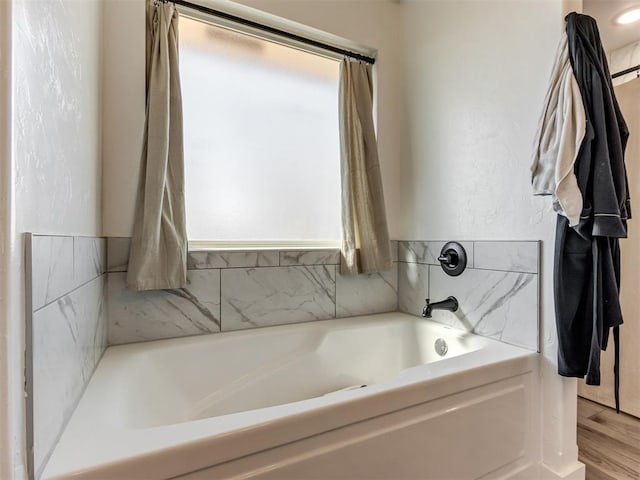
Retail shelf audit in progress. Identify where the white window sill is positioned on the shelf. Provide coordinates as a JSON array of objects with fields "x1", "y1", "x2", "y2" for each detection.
[{"x1": 188, "y1": 240, "x2": 341, "y2": 252}]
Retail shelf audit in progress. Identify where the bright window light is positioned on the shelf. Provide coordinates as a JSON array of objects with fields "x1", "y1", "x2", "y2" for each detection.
[
  {"x1": 179, "y1": 17, "x2": 341, "y2": 244},
  {"x1": 616, "y1": 8, "x2": 640, "y2": 25}
]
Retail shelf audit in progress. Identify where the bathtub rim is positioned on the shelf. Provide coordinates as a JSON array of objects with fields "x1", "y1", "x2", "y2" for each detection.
[{"x1": 42, "y1": 313, "x2": 538, "y2": 479}]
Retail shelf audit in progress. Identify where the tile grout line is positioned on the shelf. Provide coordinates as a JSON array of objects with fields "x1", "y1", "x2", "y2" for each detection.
[
  {"x1": 218, "y1": 268, "x2": 223, "y2": 332},
  {"x1": 110, "y1": 264, "x2": 342, "y2": 274},
  {"x1": 428, "y1": 264, "x2": 432, "y2": 304},
  {"x1": 394, "y1": 260, "x2": 538, "y2": 275},
  {"x1": 471, "y1": 266, "x2": 538, "y2": 275},
  {"x1": 72, "y1": 236, "x2": 76, "y2": 288},
  {"x1": 472, "y1": 241, "x2": 475, "y2": 269},
  {"x1": 395, "y1": 260, "x2": 399, "y2": 312},
  {"x1": 34, "y1": 272, "x2": 106, "y2": 314},
  {"x1": 334, "y1": 264, "x2": 337, "y2": 319}
]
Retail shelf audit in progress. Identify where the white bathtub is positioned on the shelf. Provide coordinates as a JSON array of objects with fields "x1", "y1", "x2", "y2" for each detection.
[{"x1": 43, "y1": 312, "x2": 539, "y2": 480}]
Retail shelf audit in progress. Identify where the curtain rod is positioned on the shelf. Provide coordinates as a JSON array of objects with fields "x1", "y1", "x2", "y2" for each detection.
[
  {"x1": 612, "y1": 64, "x2": 640, "y2": 79},
  {"x1": 171, "y1": 0, "x2": 376, "y2": 64}
]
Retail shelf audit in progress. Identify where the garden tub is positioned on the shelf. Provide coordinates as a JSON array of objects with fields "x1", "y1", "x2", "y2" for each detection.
[{"x1": 43, "y1": 312, "x2": 538, "y2": 479}]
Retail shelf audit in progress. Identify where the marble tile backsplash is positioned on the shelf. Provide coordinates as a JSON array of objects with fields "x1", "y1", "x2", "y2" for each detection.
[
  {"x1": 397, "y1": 261, "x2": 429, "y2": 316},
  {"x1": 108, "y1": 270, "x2": 222, "y2": 344},
  {"x1": 397, "y1": 240, "x2": 539, "y2": 351},
  {"x1": 26, "y1": 234, "x2": 107, "y2": 478},
  {"x1": 398, "y1": 240, "x2": 475, "y2": 266},
  {"x1": 336, "y1": 265, "x2": 398, "y2": 318},
  {"x1": 221, "y1": 266, "x2": 337, "y2": 331},
  {"x1": 106, "y1": 238, "x2": 538, "y2": 349},
  {"x1": 105, "y1": 238, "x2": 398, "y2": 344},
  {"x1": 28, "y1": 234, "x2": 539, "y2": 477}
]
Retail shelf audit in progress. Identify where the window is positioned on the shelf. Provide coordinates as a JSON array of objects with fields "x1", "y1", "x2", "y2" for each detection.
[{"x1": 179, "y1": 16, "x2": 341, "y2": 247}]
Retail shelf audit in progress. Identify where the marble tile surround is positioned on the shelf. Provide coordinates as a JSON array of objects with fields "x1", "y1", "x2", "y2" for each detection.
[
  {"x1": 429, "y1": 267, "x2": 538, "y2": 350},
  {"x1": 32, "y1": 276, "x2": 106, "y2": 476},
  {"x1": 106, "y1": 239, "x2": 537, "y2": 349},
  {"x1": 473, "y1": 241, "x2": 538, "y2": 274},
  {"x1": 26, "y1": 234, "x2": 107, "y2": 478},
  {"x1": 28, "y1": 235, "x2": 540, "y2": 476},
  {"x1": 398, "y1": 240, "x2": 475, "y2": 266},
  {"x1": 108, "y1": 270, "x2": 221, "y2": 344},
  {"x1": 221, "y1": 266, "x2": 337, "y2": 331},
  {"x1": 397, "y1": 240, "x2": 539, "y2": 351},
  {"x1": 106, "y1": 238, "x2": 342, "y2": 271},
  {"x1": 106, "y1": 240, "x2": 399, "y2": 344},
  {"x1": 398, "y1": 261, "x2": 429, "y2": 316},
  {"x1": 336, "y1": 264, "x2": 397, "y2": 318}
]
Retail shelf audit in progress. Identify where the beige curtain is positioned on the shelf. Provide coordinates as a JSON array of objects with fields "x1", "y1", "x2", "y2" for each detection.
[
  {"x1": 339, "y1": 59, "x2": 392, "y2": 274},
  {"x1": 127, "y1": 2, "x2": 187, "y2": 291}
]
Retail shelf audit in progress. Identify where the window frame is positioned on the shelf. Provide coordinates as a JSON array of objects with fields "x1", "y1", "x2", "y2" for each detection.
[{"x1": 176, "y1": 1, "x2": 377, "y2": 251}]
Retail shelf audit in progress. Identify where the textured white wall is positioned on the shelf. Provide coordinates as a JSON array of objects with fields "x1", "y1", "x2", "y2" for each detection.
[
  {"x1": 101, "y1": 0, "x2": 145, "y2": 238},
  {"x1": 609, "y1": 40, "x2": 640, "y2": 86},
  {"x1": 101, "y1": 0, "x2": 407, "y2": 239},
  {"x1": 400, "y1": 0, "x2": 582, "y2": 476},
  {"x1": 0, "y1": 1, "x2": 103, "y2": 478},
  {"x1": 14, "y1": 0, "x2": 103, "y2": 236}
]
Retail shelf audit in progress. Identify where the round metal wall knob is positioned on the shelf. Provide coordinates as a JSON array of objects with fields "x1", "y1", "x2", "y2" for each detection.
[{"x1": 438, "y1": 241, "x2": 467, "y2": 277}]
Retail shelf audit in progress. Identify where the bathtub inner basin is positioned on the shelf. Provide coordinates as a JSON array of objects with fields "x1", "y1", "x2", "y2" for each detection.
[
  {"x1": 43, "y1": 312, "x2": 536, "y2": 480},
  {"x1": 111, "y1": 314, "x2": 484, "y2": 428}
]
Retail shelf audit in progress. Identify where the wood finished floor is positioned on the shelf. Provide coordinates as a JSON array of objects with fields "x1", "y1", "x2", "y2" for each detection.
[{"x1": 578, "y1": 397, "x2": 640, "y2": 480}]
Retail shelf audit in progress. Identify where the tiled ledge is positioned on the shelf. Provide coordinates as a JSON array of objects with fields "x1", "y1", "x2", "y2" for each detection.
[
  {"x1": 397, "y1": 240, "x2": 538, "y2": 274},
  {"x1": 106, "y1": 238, "x2": 399, "y2": 345},
  {"x1": 106, "y1": 237, "x2": 400, "y2": 272}
]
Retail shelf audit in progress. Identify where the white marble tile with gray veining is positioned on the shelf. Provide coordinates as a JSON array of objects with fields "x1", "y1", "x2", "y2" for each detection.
[
  {"x1": 398, "y1": 262, "x2": 429, "y2": 317},
  {"x1": 336, "y1": 263, "x2": 397, "y2": 317},
  {"x1": 188, "y1": 250, "x2": 279, "y2": 269},
  {"x1": 73, "y1": 236, "x2": 106, "y2": 285},
  {"x1": 221, "y1": 266, "x2": 336, "y2": 331},
  {"x1": 32, "y1": 274, "x2": 106, "y2": 475},
  {"x1": 31, "y1": 235, "x2": 75, "y2": 311},
  {"x1": 398, "y1": 240, "x2": 474, "y2": 267},
  {"x1": 499, "y1": 287, "x2": 540, "y2": 351},
  {"x1": 106, "y1": 237, "x2": 131, "y2": 272},
  {"x1": 108, "y1": 270, "x2": 221, "y2": 344},
  {"x1": 473, "y1": 241, "x2": 538, "y2": 274},
  {"x1": 428, "y1": 266, "x2": 538, "y2": 350},
  {"x1": 279, "y1": 249, "x2": 340, "y2": 266},
  {"x1": 390, "y1": 240, "x2": 398, "y2": 262}
]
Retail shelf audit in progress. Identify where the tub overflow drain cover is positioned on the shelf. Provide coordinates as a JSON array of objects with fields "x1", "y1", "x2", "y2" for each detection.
[{"x1": 434, "y1": 338, "x2": 448, "y2": 357}]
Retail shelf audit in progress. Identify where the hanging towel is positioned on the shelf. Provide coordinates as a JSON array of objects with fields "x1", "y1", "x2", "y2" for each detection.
[
  {"x1": 531, "y1": 31, "x2": 586, "y2": 227},
  {"x1": 555, "y1": 13, "x2": 630, "y2": 412}
]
